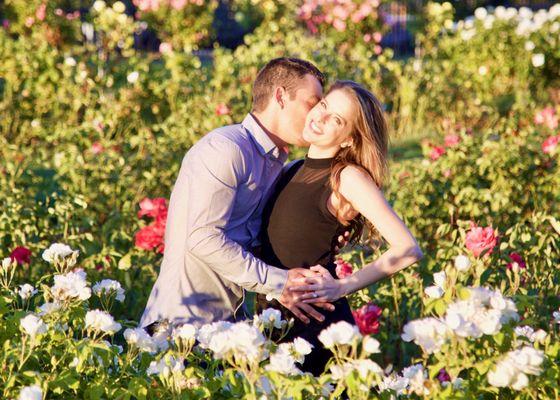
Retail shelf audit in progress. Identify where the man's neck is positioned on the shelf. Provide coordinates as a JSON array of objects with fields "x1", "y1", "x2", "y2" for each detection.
[{"x1": 250, "y1": 111, "x2": 288, "y2": 152}]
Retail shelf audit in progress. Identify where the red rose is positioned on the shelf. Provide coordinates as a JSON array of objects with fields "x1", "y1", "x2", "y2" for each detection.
[
  {"x1": 138, "y1": 197, "x2": 168, "y2": 219},
  {"x1": 10, "y1": 246, "x2": 31, "y2": 265},
  {"x1": 335, "y1": 258, "x2": 353, "y2": 279},
  {"x1": 429, "y1": 146, "x2": 445, "y2": 161},
  {"x1": 465, "y1": 223, "x2": 498, "y2": 258},
  {"x1": 134, "y1": 223, "x2": 165, "y2": 252},
  {"x1": 507, "y1": 252, "x2": 526, "y2": 270},
  {"x1": 352, "y1": 303, "x2": 382, "y2": 335}
]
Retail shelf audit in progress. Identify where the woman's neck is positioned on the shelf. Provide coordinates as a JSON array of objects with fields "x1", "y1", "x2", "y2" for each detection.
[{"x1": 307, "y1": 145, "x2": 338, "y2": 159}]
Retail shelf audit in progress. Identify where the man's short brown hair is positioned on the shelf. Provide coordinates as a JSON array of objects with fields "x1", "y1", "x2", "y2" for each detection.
[{"x1": 251, "y1": 58, "x2": 325, "y2": 113}]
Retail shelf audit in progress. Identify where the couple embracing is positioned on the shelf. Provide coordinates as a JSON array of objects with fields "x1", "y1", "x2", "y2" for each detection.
[{"x1": 140, "y1": 57, "x2": 423, "y2": 375}]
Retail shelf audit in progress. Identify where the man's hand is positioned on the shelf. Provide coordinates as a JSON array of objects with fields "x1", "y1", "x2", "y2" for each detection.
[
  {"x1": 289, "y1": 265, "x2": 347, "y2": 303},
  {"x1": 278, "y1": 268, "x2": 335, "y2": 324}
]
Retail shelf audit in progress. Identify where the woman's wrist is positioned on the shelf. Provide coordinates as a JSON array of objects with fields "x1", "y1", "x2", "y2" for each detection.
[{"x1": 338, "y1": 277, "x2": 353, "y2": 298}]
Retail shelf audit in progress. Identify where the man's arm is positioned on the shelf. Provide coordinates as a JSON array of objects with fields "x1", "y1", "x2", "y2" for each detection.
[{"x1": 182, "y1": 135, "x2": 287, "y2": 297}]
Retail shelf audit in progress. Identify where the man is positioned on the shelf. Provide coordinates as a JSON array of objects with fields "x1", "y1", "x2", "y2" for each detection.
[{"x1": 140, "y1": 58, "x2": 335, "y2": 331}]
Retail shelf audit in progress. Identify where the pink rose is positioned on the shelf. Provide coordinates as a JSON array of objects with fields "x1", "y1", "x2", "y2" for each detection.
[
  {"x1": 36, "y1": 3, "x2": 47, "y2": 21},
  {"x1": 10, "y1": 246, "x2": 32, "y2": 265},
  {"x1": 25, "y1": 17, "x2": 35, "y2": 28},
  {"x1": 335, "y1": 258, "x2": 353, "y2": 279},
  {"x1": 507, "y1": 252, "x2": 526, "y2": 270},
  {"x1": 429, "y1": 146, "x2": 445, "y2": 161},
  {"x1": 372, "y1": 32, "x2": 383, "y2": 43},
  {"x1": 374, "y1": 45, "x2": 382, "y2": 55},
  {"x1": 138, "y1": 197, "x2": 168, "y2": 219},
  {"x1": 170, "y1": 0, "x2": 187, "y2": 10},
  {"x1": 444, "y1": 134, "x2": 460, "y2": 147},
  {"x1": 465, "y1": 223, "x2": 498, "y2": 258},
  {"x1": 363, "y1": 33, "x2": 372, "y2": 43},
  {"x1": 91, "y1": 142, "x2": 104, "y2": 155},
  {"x1": 352, "y1": 303, "x2": 382, "y2": 335},
  {"x1": 443, "y1": 169, "x2": 452, "y2": 178},
  {"x1": 332, "y1": 19, "x2": 346, "y2": 32},
  {"x1": 542, "y1": 135, "x2": 559, "y2": 154},
  {"x1": 215, "y1": 103, "x2": 231, "y2": 116},
  {"x1": 2, "y1": 19, "x2": 10, "y2": 29},
  {"x1": 534, "y1": 107, "x2": 558, "y2": 130},
  {"x1": 159, "y1": 42, "x2": 173, "y2": 54}
]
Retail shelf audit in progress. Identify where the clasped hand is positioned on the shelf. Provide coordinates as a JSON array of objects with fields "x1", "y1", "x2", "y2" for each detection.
[{"x1": 278, "y1": 266, "x2": 346, "y2": 324}]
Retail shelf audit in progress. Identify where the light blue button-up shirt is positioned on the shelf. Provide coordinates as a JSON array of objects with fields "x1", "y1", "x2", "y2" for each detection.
[{"x1": 140, "y1": 114, "x2": 289, "y2": 328}]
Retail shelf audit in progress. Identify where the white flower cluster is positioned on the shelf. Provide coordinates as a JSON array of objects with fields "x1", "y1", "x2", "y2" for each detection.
[
  {"x1": 318, "y1": 321, "x2": 361, "y2": 349},
  {"x1": 330, "y1": 359, "x2": 383, "y2": 381},
  {"x1": 445, "y1": 287, "x2": 519, "y2": 338},
  {"x1": 51, "y1": 269, "x2": 91, "y2": 302},
  {"x1": 378, "y1": 364, "x2": 429, "y2": 396},
  {"x1": 424, "y1": 271, "x2": 446, "y2": 299},
  {"x1": 42, "y1": 243, "x2": 79, "y2": 264},
  {"x1": 124, "y1": 327, "x2": 158, "y2": 354},
  {"x1": 487, "y1": 346, "x2": 545, "y2": 390},
  {"x1": 18, "y1": 385, "x2": 42, "y2": 400},
  {"x1": 146, "y1": 354, "x2": 185, "y2": 378},
  {"x1": 173, "y1": 323, "x2": 197, "y2": 342},
  {"x1": 265, "y1": 341, "x2": 307, "y2": 376},
  {"x1": 514, "y1": 326, "x2": 547, "y2": 344},
  {"x1": 92, "y1": 279, "x2": 125, "y2": 302},
  {"x1": 402, "y1": 317, "x2": 450, "y2": 354},
  {"x1": 85, "y1": 309, "x2": 121, "y2": 335},
  {"x1": 18, "y1": 284, "x2": 37, "y2": 300},
  {"x1": 403, "y1": 287, "x2": 519, "y2": 354},
  {"x1": 20, "y1": 314, "x2": 47, "y2": 339},
  {"x1": 451, "y1": 4, "x2": 560, "y2": 46},
  {"x1": 197, "y1": 321, "x2": 267, "y2": 363},
  {"x1": 253, "y1": 308, "x2": 284, "y2": 330}
]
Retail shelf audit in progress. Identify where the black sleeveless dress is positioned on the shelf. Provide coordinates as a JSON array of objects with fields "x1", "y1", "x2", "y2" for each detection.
[{"x1": 256, "y1": 155, "x2": 356, "y2": 376}]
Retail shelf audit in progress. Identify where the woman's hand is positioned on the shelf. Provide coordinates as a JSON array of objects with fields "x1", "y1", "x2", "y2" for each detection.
[{"x1": 289, "y1": 265, "x2": 348, "y2": 303}]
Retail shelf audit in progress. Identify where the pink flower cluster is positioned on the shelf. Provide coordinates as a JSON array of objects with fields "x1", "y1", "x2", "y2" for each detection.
[
  {"x1": 298, "y1": 0, "x2": 381, "y2": 35},
  {"x1": 352, "y1": 302, "x2": 382, "y2": 335},
  {"x1": 426, "y1": 133, "x2": 461, "y2": 161},
  {"x1": 133, "y1": 0, "x2": 203, "y2": 12},
  {"x1": 465, "y1": 222, "x2": 498, "y2": 258},
  {"x1": 542, "y1": 135, "x2": 559, "y2": 154},
  {"x1": 215, "y1": 103, "x2": 230, "y2": 116},
  {"x1": 334, "y1": 258, "x2": 353, "y2": 279},
  {"x1": 534, "y1": 107, "x2": 558, "y2": 131},
  {"x1": 134, "y1": 198, "x2": 168, "y2": 253}
]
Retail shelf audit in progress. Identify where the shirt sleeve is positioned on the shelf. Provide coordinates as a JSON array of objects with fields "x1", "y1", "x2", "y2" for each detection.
[{"x1": 182, "y1": 134, "x2": 288, "y2": 297}]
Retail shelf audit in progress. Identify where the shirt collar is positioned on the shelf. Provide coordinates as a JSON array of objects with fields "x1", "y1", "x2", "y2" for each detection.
[{"x1": 241, "y1": 113, "x2": 288, "y2": 162}]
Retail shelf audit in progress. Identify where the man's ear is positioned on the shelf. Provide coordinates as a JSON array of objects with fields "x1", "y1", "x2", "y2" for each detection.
[{"x1": 274, "y1": 86, "x2": 286, "y2": 109}]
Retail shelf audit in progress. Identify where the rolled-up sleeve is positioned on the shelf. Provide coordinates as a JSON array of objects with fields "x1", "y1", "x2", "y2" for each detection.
[{"x1": 183, "y1": 135, "x2": 288, "y2": 297}]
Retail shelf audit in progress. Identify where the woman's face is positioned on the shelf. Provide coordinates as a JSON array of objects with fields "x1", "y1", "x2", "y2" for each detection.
[{"x1": 302, "y1": 88, "x2": 355, "y2": 150}]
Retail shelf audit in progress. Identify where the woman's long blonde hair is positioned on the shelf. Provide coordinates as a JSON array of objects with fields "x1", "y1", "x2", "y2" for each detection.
[{"x1": 328, "y1": 80, "x2": 389, "y2": 243}]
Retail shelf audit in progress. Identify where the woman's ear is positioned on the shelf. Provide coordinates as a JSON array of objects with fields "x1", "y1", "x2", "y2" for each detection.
[{"x1": 341, "y1": 139, "x2": 354, "y2": 148}]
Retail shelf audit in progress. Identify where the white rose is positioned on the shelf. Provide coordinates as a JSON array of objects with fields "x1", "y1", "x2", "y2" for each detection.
[
  {"x1": 424, "y1": 285, "x2": 444, "y2": 299},
  {"x1": 433, "y1": 271, "x2": 446, "y2": 289},
  {"x1": 454, "y1": 255, "x2": 471, "y2": 272},
  {"x1": 474, "y1": 7, "x2": 488, "y2": 20},
  {"x1": 318, "y1": 321, "x2": 361, "y2": 348},
  {"x1": 127, "y1": 71, "x2": 139, "y2": 84},
  {"x1": 18, "y1": 284, "x2": 37, "y2": 300},
  {"x1": 532, "y1": 53, "x2": 545, "y2": 67},
  {"x1": 362, "y1": 336, "x2": 381, "y2": 354},
  {"x1": 20, "y1": 314, "x2": 47, "y2": 339},
  {"x1": 173, "y1": 323, "x2": 197, "y2": 341},
  {"x1": 85, "y1": 309, "x2": 121, "y2": 334},
  {"x1": 42, "y1": 243, "x2": 76, "y2": 263},
  {"x1": 293, "y1": 337, "x2": 313, "y2": 356},
  {"x1": 18, "y1": 385, "x2": 42, "y2": 400}
]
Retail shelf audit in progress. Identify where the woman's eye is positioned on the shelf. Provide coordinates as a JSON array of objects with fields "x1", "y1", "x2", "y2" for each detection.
[
  {"x1": 336, "y1": 118, "x2": 342, "y2": 126},
  {"x1": 321, "y1": 101, "x2": 327, "y2": 108}
]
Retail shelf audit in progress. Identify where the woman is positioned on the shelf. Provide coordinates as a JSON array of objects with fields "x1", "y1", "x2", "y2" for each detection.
[{"x1": 256, "y1": 80, "x2": 423, "y2": 376}]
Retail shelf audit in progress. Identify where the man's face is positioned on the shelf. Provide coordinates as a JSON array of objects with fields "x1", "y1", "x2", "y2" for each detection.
[{"x1": 280, "y1": 74, "x2": 323, "y2": 146}]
